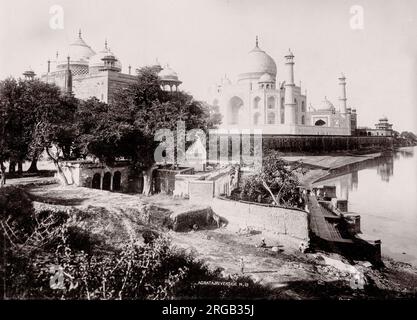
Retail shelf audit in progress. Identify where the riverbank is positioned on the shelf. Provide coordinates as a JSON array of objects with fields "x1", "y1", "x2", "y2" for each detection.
[
  {"x1": 4, "y1": 177, "x2": 416, "y2": 299},
  {"x1": 281, "y1": 152, "x2": 382, "y2": 187}
]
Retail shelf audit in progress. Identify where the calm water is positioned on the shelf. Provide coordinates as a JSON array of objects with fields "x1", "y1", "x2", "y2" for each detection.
[{"x1": 315, "y1": 147, "x2": 417, "y2": 266}]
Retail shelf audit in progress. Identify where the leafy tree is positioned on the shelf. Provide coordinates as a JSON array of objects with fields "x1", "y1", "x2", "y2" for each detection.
[
  {"x1": 76, "y1": 66, "x2": 220, "y2": 195},
  {"x1": 0, "y1": 78, "x2": 27, "y2": 185},
  {"x1": 0, "y1": 78, "x2": 78, "y2": 185},
  {"x1": 30, "y1": 85, "x2": 78, "y2": 184},
  {"x1": 399, "y1": 131, "x2": 417, "y2": 144},
  {"x1": 238, "y1": 151, "x2": 306, "y2": 208}
]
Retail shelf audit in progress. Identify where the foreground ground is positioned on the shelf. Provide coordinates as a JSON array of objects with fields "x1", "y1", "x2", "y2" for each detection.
[{"x1": 8, "y1": 175, "x2": 417, "y2": 299}]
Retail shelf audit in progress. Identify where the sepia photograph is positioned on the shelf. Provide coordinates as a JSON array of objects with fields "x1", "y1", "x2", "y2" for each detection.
[{"x1": 1, "y1": 0, "x2": 416, "y2": 312}]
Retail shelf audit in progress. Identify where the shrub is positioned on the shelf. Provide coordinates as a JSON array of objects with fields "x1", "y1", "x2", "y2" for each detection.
[
  {"x1": 237, "y1": 152, "x2": 305, "y2": 208},
  {"x1": 0, "y1": 186, "x2": 36, "y2": 241}
]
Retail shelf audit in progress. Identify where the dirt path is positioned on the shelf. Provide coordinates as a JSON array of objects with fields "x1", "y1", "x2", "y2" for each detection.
[{"x1": 22, "y1": 181, "x2": 417, "y2": 299}]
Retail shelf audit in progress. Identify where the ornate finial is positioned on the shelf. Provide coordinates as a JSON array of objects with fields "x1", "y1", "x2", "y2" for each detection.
[
  {"x1": 56, "y1": 51, "x2": 59, "y2": 60},
  {"x1": 78, "y1": 29, "x2": 82, "y2": 38},
  {"x1": 285, "y1": 48, "x2": 294, "y2": 59},
  {"x1": 104, "y1": 38, "x2": 108, "y2": 49},
  {"x1": 255, "y1": 36, "x2": 259, "y2": 47}
]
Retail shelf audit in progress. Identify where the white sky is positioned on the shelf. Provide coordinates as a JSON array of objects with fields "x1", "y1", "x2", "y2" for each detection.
[{"x1": 1, "y1": 0, "x2": 416, "y2": 132}]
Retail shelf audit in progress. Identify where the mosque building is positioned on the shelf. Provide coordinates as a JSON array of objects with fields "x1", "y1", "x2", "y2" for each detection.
[
  {"x1": 29, "y1": 32, "x2": 358, "y2": 136},
  {"x1": 209, "y1": 37, "x2": 358, "y2": 136},
  {"x1": 34, "y1": 30, "x2": 181, "y2": 104}
]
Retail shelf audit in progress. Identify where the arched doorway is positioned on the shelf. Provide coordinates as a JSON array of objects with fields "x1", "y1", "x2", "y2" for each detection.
[
  {"x1": 228, "y1": 96, "x2": 243, "y2": 125},
  {"x1": 113, "y1": 171, "x2": 121, "y2": 191},
  {"x1": 102, "y1": 172, "x2": 111, "y2": 191},
  {"x1": 92, "y1": 173, "x2": 101, "y2": 189}
]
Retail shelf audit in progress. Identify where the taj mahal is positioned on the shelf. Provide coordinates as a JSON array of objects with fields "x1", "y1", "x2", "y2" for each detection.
[
  {"x1": 209, "y1": 37, "x2": 358, "y2": 136},
  {"x1": 28, "y1": 31, "x2": 358, "y2": 136}
]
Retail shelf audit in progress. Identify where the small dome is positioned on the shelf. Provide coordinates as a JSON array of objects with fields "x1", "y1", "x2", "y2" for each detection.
[
  {"x1": 159, "y1": 65, "x2": 180, "y2": 82},
  {"x1": 258, "y1": 73, "x2": 275, "y2": 83},
  {"x1": 89, "y1": 41, "x2": 122, "y2": 72},
  {"x1": 318, "y1": 97, "x2": 335, "y2": 111},
  {"x1": 238, "y1": 40, "x2": 277, "y2": 81}
]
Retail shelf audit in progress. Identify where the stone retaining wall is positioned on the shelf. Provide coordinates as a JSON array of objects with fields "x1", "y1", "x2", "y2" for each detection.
[{"x1": 211, "y1": 197, "x2": 309, "y2": 241}]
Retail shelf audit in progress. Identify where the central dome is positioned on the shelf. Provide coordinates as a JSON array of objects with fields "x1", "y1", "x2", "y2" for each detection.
[
  {"x1": 238, "y1": 40, "x2": 277, "y2": 82},
  {"x1": 57, "y1": 30, "x2": 96, "y2": 69}
]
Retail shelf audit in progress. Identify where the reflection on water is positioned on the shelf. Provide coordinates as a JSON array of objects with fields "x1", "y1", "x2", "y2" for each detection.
[{"x1": 314, "y1": 147, "x2": 417, "y2": 266}]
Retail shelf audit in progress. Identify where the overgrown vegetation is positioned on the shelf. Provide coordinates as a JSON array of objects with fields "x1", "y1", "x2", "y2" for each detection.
[
  {"x1": 0, "y1": 186, "x2": 271, "y2": 299},
  {"x1": 233, "y1": 151, "x2": 306, "y2": 208}
]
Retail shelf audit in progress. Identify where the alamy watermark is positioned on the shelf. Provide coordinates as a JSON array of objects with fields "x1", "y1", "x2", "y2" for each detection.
[{"x1": 154, "y1": 121, "x2": 263, "y2": 170}]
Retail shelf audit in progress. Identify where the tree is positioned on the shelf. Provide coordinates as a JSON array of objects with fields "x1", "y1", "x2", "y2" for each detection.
[
  {"x1": 28, "y1": 81, "x2": 78, "y2": 185},
  {"x1": 76, "y1": 66, "x2": 220, "y2": 195},
  {"x1": 0, "y1": 78, "x2": 27, "y2": 186},
  {"x1": 238, "y1": 151, "x2": 306, "y2": 208}
]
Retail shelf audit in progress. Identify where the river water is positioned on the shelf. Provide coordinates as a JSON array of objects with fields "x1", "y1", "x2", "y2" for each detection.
[{"x1": 315, "y1": 147, "x2": 417, "y2": 266}]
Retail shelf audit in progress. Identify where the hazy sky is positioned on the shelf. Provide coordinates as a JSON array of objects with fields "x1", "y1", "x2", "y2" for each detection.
[{"x1": 1, "y1": 0, "x2": 416, "y2": 132}]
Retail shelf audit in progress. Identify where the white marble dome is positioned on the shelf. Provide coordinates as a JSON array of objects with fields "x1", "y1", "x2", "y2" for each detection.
[
  {"x1": 319, "y1": 97, "x2": 336, "y2": 111},
  {"x1": 238, "y1": 42, "x2": 277, "y2": 81},
  {"x1": 57, "y1": 31, "x2": 95, "y2": 68},
  {"x1": 158, "y1": 65, "x2": 179, "y2": 81}
]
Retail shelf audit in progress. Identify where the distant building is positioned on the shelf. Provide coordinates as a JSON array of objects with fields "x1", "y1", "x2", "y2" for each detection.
[
  {"x1": 356, "y1": 117, "x2": 394, "y2": 137},
  {"x1": 36, "y1": 30, "x2": 181, "y2": 103},
  {"x1": 209, "y1": 37, "x2": 358, "y2": 136}
]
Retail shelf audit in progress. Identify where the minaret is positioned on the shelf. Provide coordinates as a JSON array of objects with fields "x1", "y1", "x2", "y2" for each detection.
[
  {"x1": 338, "y1": 73, "x2": 347, "y2": 114},
  {"x1": 284, "y1": 49, "x2": 296, "y2": 125},
  {"x1": 47, "y1": 60, "x2": 51, "y2": 73},
  {"x1": 64, "y1": 56, "x2": 72, "y2": 94}
]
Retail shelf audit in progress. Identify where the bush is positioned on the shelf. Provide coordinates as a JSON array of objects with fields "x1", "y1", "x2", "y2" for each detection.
[
  {"x1": 1, "y1": 187, "x2": 273, "y2": 300},
  {"x1": 237, "y1": 152, "x2": 305, "y2": 208},
  {"x1": 0, "y1": 186, "x2": 36, "y2": 240}
]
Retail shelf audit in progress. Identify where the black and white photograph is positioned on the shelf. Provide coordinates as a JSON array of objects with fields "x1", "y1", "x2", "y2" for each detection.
[{"x1": 1, "y1": 0, "x2": 417, "y2": 311}]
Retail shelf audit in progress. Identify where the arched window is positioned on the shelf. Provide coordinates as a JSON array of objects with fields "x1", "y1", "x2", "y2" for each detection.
[
  {"x1": 301, "y1": 115, "x2": 305, "y2": 125},
  {"x1": 113, "y1": 171, "x2": 121, "y2": 191},
  {"x1": 314, "y1": 119, "x2": 326, "y2": 126},
  {"x1": 267, "y1": 96, "x2": 275, "y2": 109},
  {"x1": 267, "y1": 112, "x2": 275, "y2": 124},
  {"x1": 228, "y1": 96, "x2": 244, "y2": 125},
  {"x1": 253, "y1": 112, "x2": 261, "y2": 125},
  {"x1": 253, "y1": 97, "x2": 261, "y2": 109},
  {"x1": 301, "y1": 101, "x2": 306, "y2": 112}
]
